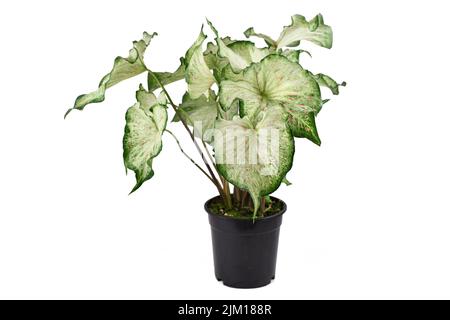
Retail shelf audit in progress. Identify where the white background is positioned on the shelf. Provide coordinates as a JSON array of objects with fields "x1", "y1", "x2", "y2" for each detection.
[{"x1": 1, "y1": 0, "x2": 449, "y2": 299}]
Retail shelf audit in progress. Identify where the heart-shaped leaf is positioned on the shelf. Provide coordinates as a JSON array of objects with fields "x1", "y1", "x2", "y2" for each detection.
[
  {"x1": 214, "y1": 105, "x2": 294, "y2": 217},
  {"x1": 219, "y1": 54, "x2": 323, "y2": 144},
  {"x1": 123, "y1": 86, "x2": 168, "y2": 193}
]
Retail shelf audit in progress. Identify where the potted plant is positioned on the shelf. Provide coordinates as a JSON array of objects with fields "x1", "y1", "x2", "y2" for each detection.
[{"x1": 65, "y1": 14, "x2": 344, "y2": 288}]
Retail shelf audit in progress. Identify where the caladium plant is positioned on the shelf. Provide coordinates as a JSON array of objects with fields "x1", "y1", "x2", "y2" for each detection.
[{"x1": 66, "y1": 14, "x2": 345, "y2": 219}]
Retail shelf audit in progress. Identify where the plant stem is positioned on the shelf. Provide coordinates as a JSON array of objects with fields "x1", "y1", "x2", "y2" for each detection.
[
  {"x1": 147, "y1": 71, "x2": 226, "y2": 201},
  {"x1": 220, "y1": 176, "x2": 233, "y2": 209},
  {"x1": 248, "y1": 194, "x2": 253, "y2": 210},
  {"x1": 201, "y1": 139, "x2": 216, "y2": 169},
  {"x1": 260, "y1": 197, "x2": 266, "y2": 216},
  {"x1": 165, "y1": 129, "x2": 215, "y2": 184},
  {"x1": 233, "y1": 187, "x2": 241, "y2": 206},
  {"x1": 241, "y1": 191, "x2": 248, "y2": 209},
  {"x1": 200, "y1": 139, "x2": 232, "y2": 210},
  {"x1": 178, "y1": 108, "x2": 224, "y2": 189}
]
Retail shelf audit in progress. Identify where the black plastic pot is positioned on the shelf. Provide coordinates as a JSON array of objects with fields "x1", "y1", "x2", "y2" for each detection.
[{"x1": 205, "y1": 196, "x2": 286, "y2": 289}]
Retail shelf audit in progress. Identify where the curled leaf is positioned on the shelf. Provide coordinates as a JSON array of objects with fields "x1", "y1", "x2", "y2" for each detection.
[
  {"x1": 276, "y1": 14, "x2": 332, "y2": 49},
  {"x1": 207, "y1": 19, "x2": 270, "y2": 73},
  {"x1": 147, "y1": 62, "x2": 185, "y2": 92},
  {"x1": 243, "y1": 27, "x2": 277, "y2": 47},
  {"x1": 311, "y1": 73, "x2": 346, "y2": 95},
  {"x1": 184, "y1": 27, "x2": 215, "y2": 99},
  {"x1": 66, "y1": 32, "x2": 157, "y2": 117}
]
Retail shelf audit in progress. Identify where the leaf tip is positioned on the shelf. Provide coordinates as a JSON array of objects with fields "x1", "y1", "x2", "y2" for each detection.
[
  {"x1": 128, "y1": 185, "x2": 139, "y2": 195},
  {"x1": 243, "y1": 27, "x2": 253, "y2": 38},
  {"x1": 300, "y1": 49, "x2": 312, "y2": 58},
  {"x1": 143, "y1": 31, "x2": 158, "y2": 45},
  {"x1": 64, "y1": 108, "x2": 73, "y2": 119},
  {"x1": 282, "y1": 177, "x2": 292, "y2": 186},
  {"x1": 205, "y1": 18, "x2": 218, "y2": 36}
]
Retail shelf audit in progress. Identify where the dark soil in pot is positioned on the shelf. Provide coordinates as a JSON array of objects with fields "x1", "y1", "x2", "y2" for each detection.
[{"x1": 205, "y1": 195, "x2": 286, "y2": 289}]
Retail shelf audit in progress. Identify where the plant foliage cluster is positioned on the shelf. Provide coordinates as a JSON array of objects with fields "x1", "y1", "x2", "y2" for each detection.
[{"x1": 66, "y1": 14, "x2": 344, "y2": 218}]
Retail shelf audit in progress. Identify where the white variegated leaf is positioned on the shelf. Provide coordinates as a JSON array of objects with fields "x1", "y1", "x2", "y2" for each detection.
[
  {"x1": 66, "y1": 32, "x2": 157, "y2": 117},
  {"x1": 243, "y1": 27, "x2": 277, "y2": 47},
  {"x1": 214, "y1": 106, "x2": 294, "y2": 217},
  {"x1": 311, "y1": 73, "x2": 346, "y2": 95},
  {"x1": 226, "y1": 41, "x2": 270, "y2": 68},
  {"x1": 207, "y1": 20, "x2": 270, "y2": 73},
  {"x1": 135, "y1": 84, "x2": 157, "y2": 113},
  {"x1": 173, "y1": 92, "x2": 218, "y2": 143},
  {"x1": 184, "y1": 27, "x2": 215, "y2": 99},
  {"x1": 276, "y1": 14, "x2": 332, "y2": 49},
  {"x1": 173, "y1": 91, "x2": 238, "y2": 143},
  {"x1": 284, "y1": 105, "x2": 321, "y2": 145},
  {"x1": 123, "y1": 86, "x2": 168, "y2": 193},
  {"x1": 219, "y1": 54, "x2": 322, "y2": 144},
  {"x1": 147, "y1": 62, "x2": 185, "y2": 92}
]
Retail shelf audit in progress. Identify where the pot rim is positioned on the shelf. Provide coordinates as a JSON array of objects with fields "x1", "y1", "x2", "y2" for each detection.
[{"x1": 204, "y1": 195, "x2": 287, "y2": 221}]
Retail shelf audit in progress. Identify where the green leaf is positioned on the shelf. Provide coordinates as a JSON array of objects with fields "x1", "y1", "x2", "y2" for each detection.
[
  {"x1": 173, "y1": 92, "x2": 218, "y2": 143},
  {"x1": 243, "y1": 27, "x2": 277, "y2": 47},
  {"x1": 123, "y1": 86, "x2": 168, "y2": 193},
  {"x1": 147, "y1": 62, "x2": 185, "y2": 92},
  {"x1": 207, "y1": 20, "x2": 270, "y2": 73},
  {"x1": 184, "y1": 27, "x2": 215, "y2": 99},
  {"x1": 311, "y1": 73, "x2": 346, "y2": 95},
  {"x1": 66, "y1": 32, "x2": 157, "y2": 117},
  {"x1": 219, "y1": 54, "x2": 323, "y2": 144},
  {"x1": 276, "y1": 14, "x2": 332, "y2": 49},
  {"x1": 214, "y1": 106, "x2": 294, "y2": 218}
]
